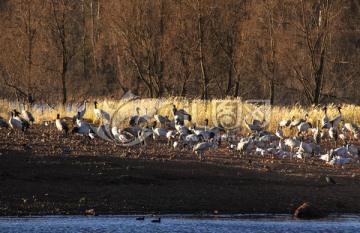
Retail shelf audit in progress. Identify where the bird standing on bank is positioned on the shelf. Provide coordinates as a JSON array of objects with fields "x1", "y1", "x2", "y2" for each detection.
[
  {"x1": 94, "y1": 101, "x2": 110, "y2": 124},
  {"x1": 72, "y1": 100, "x2": 87, "y2": 122},
  {"x1": 173, "y1": 105, "x2": 192, "y2": 124},
  {"x1": 321, "y1": 106, "x2": 329, "y2": 129},
  {"x1": 9, "y1": 111, "x2": 23, "y2": 131},
  {"x1": 21, "y1": 108, "x2": 35, "y2": 125},
  {"x1": 55, "y1": 113, "x2": 69, "y2": 135},
  {"x1": 314, "y1": 120, "x2": 321, "y2": 145},
  {"x1": 193, "y1": 141, "x2": 217, "y2": 161}
]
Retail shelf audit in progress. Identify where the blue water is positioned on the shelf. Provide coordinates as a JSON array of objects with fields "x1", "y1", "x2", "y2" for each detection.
[{"x1": 0, "y1": 214, "x2": 359, "y2": 233}]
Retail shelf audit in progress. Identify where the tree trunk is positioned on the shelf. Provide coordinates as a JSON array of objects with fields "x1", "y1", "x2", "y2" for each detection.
[
  {"x1": 226, "y1": 66, "x2": 233, "y2": 96},
  {"x1": 233, "y1": 81, "x2": 239, "y2": 97},
  {"x1": 198, "y1": 5, "x2": 208, "y2": 100},
  {"x1": 61, "y1": 39, "x2": 68, "y2": 106},
  {"x1": 313, "y1": 48, "x2": 325, "y2": 105},
  {"x1": 90, "y1": 0, "x2": 97, "y2": 74},
  {"x1": 269, "y1": 79, "x2": 275, "y2": 105}
]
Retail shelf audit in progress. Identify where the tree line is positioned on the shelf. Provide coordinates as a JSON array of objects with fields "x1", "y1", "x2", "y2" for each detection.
[{"x1": 0, "y1": 0, "x2": 359, "y2": 107}]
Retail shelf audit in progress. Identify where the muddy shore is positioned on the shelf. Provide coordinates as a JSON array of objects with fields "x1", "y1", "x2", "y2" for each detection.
[{"x1": 1, "y1": 123, "x2": 360, "y2": 216}]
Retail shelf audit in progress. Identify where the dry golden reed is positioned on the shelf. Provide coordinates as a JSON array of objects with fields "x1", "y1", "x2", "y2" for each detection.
[{"x1": 1, "y1": 98, "x2": 358, "y2": 133}]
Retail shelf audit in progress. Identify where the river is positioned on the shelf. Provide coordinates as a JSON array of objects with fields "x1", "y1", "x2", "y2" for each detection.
[{"x1": 1, "y1": 214, "x2": 359, "y2": 233}]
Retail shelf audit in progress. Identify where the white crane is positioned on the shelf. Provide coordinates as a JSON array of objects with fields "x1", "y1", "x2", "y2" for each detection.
[
  {"x1": 343, "y1": 122, "x2": 358, "y2": 134},
  {"x1": 94, "y1": 101, "x2": 110, "y2": 124},
  {"x1": 185, "y1": 133, "x2": 205, "y2": 146},
  {"x1": 284, "y1": 137, "x2": 300, "y2": 153},
  {"x1": 321, "y1": 106, "x2": 329, "y2": 129},
  {"x1": 314, "y1": 120, "x2": 321, "y2": 145},
  {"x1": 278, "y1": 118, "x2": 291, "y2": 128},
  {"x1": 21, "y1": 108, "x2": 35, "y2": 125},
  {"x1": 55, "y1": 113, "x2": 69, "y2": 135},
  {"x1": 237, "y1": 139, "x2": 254, "y2": 157},
  {"x1": 275, "y1": 125, "x2": 284, "y2": 139},
  {"x1": 243, "y1": 118, "x2": 262, "y2": 133},
  {"x1": 129, "y1": 107, "x2": 150, "y2": 127},
  {"x1": 137, "y1": 127, "x2": 153, "y2": 146},
  {"x1": 298, "y1": 140, "x2": 314, "y2": 162},
  {"x1": 329, "y1": 122, "x2": 338, "y2": 147},
  {"x1": 290, "y1": 114, "x2": 308, "y2": 129},
  {"x1": 72, "y1": 112, "x2": 92, "y2": 135},
  {"x1": 297, "y1": 121, "x2": 312, "y2": 136},
  {"x1": 72, "y1": 100, "x2": 87, "y2": 122},
  {"x1": 322, "y1": 106, "x2": 342, "y2": 129},
  {"x1": 111, "y1": 126, "x2": 132, "y2": 143},
  {"x1": 166, "y1": 130, "x2": 178, "y2": 148},
  {"x1": 346, "y1": 144, "x2": 359, "y2": 156},
  {"x1": 172, "y1": 104, "x2": 191, "y2": 124},
  {"x1": 152, "y1": 121, "x2": 168, "y2": 140},
  {"x1": 12, "y1": 110, "x2": 29, "y2": 132},
  {"x1": 154, "y1": 114, "x2": 172, "y2": 128},
  {"x1": 9, "y1": 111, "x2": 23, "y2": 131},
  {"x1": 193, "y1": 141, "x2": 217, "y2": 161}
]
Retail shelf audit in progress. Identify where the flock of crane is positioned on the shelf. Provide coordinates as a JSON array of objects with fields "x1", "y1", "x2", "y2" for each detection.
[{"x1": 1, "y1": 100, "x2": 360, "y2": 165}]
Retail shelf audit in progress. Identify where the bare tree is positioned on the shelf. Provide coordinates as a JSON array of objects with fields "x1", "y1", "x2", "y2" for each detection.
[
  {"x1": 45, "y1": 0, "x2": 82, "y2": 106},
  {"x1": 209, "y1": 1, "x2": 249, "y2": 98},
  {"x1": 0, "y1": 0, "x2": 44, "y2": 106},
  {"x1": 0, "y1": 1, "x2": 359, "y2": 105},
  {"x1": 288, "y1": 0, "x2": 339, "y2": 105},
  {"x1": 249, "y1": 0, "x2": 284, "y2": 105}
]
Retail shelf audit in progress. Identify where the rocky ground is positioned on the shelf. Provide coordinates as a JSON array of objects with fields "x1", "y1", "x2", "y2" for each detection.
[{"x1": 1, "y1": 122, "x2": 360, "y2": 216}]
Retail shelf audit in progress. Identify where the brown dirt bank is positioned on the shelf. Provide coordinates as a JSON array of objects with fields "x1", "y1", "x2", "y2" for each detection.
[
  {"x1": 1, "y1": 150, "x2": 360, "y2": 216},
  {"x1": 1, "y1": 123, "x2": 360, "y2": 216}
]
